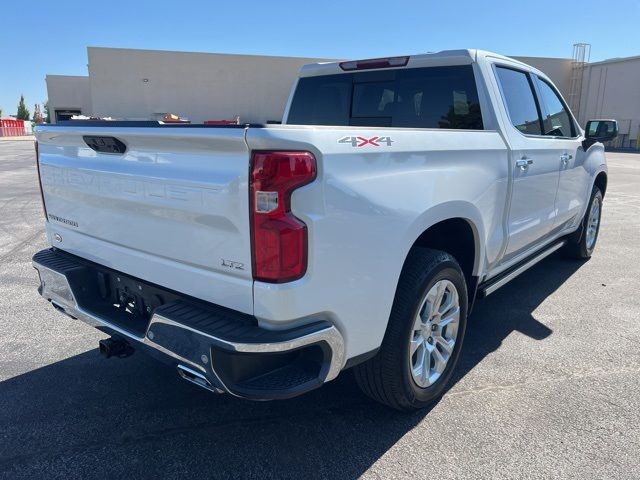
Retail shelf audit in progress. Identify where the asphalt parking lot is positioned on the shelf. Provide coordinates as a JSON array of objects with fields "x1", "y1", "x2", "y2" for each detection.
[{"x1": 0, "y1": 139, "x2": 639, "y2": 480}]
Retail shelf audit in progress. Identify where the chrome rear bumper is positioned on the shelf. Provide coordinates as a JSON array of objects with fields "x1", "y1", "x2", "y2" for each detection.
[{"x1": 33, "y1": 248, "x2": 345, "y2": 400}]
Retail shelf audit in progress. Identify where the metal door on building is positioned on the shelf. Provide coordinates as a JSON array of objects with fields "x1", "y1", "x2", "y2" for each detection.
[{"x1": 55, "y1": 109, "x2": 81, "y2": 122}]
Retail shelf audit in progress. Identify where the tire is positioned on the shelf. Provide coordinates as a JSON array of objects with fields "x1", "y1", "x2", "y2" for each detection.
[
  {"x1": 564, "y1": 186, "x2": 603, "y2": 259},
  {"x1": 354, "y1": 248, "x2": 468, "y2": 411}
]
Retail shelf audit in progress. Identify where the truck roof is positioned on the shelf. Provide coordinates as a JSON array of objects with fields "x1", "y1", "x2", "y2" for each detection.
[{"x1": 298, "y1": 49, "x2": 540, "y2": 78}]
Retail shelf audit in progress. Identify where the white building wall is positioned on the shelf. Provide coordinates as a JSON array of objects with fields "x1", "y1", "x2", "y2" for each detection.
[
  {"x1": 579, "y1": 56, "x2": 640, "y2": 148},
  {"x1": 87, "y1": 47, "x2": 329, "y2": 124},
  {"x1": 45, "y1": 75, "x2": 92, "y2": 123}
]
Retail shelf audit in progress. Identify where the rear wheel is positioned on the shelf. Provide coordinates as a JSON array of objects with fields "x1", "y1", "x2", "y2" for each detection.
[
  {"x1": 564, "y1": 186, "x2": 603, "y2": 259},
  {"x1": 354, "y1": 248, "x2": 468, "y2": 411}
]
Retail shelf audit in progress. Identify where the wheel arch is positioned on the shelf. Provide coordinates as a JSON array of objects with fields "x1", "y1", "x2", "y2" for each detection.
[
  {"x1": 402, "y1": 203, "x2": 485, "y2": 307},
  {"x1": 594, "y1": 170, "x2": 608, "y2": 197}
]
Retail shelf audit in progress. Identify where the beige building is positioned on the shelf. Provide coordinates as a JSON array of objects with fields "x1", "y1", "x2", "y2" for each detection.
[
  {"x1": 577, "y1": 55, "x2": 640, "y2": 149},
  {"x1": 46, "y1": 47, "x2": 639, "y2": 148},
  {"x1": 45, "y1": 74, "x2": 92, "y2": 122},
  {"x1": 48, "y1": 47, "x2": 327, "y2": 124}
]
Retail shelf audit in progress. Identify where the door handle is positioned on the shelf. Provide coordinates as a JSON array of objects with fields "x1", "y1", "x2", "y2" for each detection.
[
  {"x1": 560, "y1": 153, "x2": 573, "y2": 165},
  {"x1": 516, "y1": 157, "x2": 533, "y2": 170}
]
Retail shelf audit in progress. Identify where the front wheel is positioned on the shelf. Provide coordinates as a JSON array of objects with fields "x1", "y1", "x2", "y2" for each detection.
[
  {"x1": 354, "y1": 248, "x2": 468, "y2": 411},
  {"x1": 564, "y1": 186, "x2": 603, "y2": 259}
]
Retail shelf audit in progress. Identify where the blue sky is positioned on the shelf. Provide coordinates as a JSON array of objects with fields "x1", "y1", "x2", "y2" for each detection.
[{"x1": 1, "y1": 0, "x2": 639, "y2": 117}]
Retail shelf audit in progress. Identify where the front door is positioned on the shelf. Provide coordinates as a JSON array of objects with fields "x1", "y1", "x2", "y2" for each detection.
[{"x1": 531, "y1": 75, "x2": 584, "y2": 231}]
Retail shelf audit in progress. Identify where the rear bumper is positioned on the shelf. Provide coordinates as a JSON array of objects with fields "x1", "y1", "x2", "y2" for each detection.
[{"x1": 32, "y1": 248, "x2": 345, "y2": 400}]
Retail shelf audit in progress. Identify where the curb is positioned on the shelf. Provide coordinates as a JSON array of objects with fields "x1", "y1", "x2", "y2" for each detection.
[{"x1": 0, "y1": 136, "x2": 36, "y2": 142}]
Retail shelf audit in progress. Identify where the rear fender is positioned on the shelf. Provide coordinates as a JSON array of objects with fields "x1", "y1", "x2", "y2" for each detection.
[{"x1": 403, "y1": 201, "x2": 486, "y2": 278}]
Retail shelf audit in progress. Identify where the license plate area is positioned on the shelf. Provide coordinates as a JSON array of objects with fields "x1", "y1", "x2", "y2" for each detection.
[
  {"x1": 67, "y1": 261, "x2": 182, "y2": 337},
  {"x1": 107, "y1": 273, "x2": 157, "y2": 320}
]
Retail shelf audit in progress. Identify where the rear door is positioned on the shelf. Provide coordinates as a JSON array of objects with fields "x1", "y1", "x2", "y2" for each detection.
[{"x1": 493, "y1": 65, "x2": 562, "y2": 262}]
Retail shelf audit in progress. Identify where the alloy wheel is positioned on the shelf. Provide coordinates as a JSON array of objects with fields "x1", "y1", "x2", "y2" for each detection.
[{"x1": 409, "y1": 279, "x2": 461, "y2": 388}]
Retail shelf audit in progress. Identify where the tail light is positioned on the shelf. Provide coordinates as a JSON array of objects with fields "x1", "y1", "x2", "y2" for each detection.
[
  {"x1": 34, "y1": 141, "x2": 48, "y2": 220},
  {"x1": 250, "y1": 151, "x2": 316, "y2": 283}
]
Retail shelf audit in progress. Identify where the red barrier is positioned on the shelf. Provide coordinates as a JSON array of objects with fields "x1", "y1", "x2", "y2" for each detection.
[{"x1": 0, "y1": 119, "x2": 26, "y2": 137}]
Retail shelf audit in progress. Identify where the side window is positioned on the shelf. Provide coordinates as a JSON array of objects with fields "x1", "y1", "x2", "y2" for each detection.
[
  {"x1": 535, "y1": 77, "x2": 575, "y2": 137},
  {"x1": 495, "y1": 67, "x2": 542, "y2": 135}
]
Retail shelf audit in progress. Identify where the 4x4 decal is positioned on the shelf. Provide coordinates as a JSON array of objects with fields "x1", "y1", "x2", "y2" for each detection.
[{"x1": 338, "y1": 136, "x2": 394, "y2": 147}]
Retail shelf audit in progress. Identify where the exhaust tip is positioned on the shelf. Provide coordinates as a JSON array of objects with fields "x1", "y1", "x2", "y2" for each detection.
[
  {"x1": 177, "y1": 365, "x2": 222, "y2": 393},
  {"x1": 99, "y1": 338, "x2": 134, "y2": 359}
]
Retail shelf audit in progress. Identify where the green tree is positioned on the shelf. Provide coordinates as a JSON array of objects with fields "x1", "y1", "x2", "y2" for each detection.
[
  {"x1": 44, "y1": 101, "x2": 50, "y2": 123},
  {"x1": 16, "y1": 95, "x2": 30, "y2": 120}
]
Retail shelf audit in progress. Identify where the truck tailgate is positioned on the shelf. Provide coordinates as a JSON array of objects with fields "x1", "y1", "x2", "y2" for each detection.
[{"x1": 35, "y1": 125, "x2": 254, "y2": 314}]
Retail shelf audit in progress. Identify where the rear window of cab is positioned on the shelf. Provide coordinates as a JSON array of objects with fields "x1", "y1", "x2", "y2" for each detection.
[{"x1": 287, "y1": 65, "x2": 483, "y2": 130}]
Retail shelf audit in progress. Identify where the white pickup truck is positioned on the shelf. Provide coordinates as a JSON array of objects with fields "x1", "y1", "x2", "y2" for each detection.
[{"x1": 33, "y1": 50, "x2": 618, "y2": 410}]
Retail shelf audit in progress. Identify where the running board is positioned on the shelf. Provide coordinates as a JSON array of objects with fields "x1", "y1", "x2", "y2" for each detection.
[{"x1": 478, "y1": 240, "x2": 566, "y2": 298}]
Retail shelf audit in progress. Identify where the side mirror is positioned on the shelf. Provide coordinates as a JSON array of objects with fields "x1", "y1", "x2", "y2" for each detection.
[{"x1": 583, "y1": 119, "x2": 618, "y2": 150}]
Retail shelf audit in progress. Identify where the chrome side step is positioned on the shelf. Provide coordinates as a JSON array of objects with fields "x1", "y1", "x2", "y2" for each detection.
[{"x1": 479, "y1": 240, "x2": 566, "y2": 298}]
